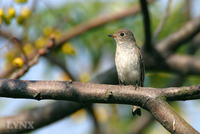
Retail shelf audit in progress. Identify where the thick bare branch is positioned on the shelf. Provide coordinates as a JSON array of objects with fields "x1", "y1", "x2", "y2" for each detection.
[
  {"x1": 129, "y1": 72, "x2": 186, "y2": 134},
  {"x1": 0, "y1": 79, "x2": 199, "y2": 106},
  {"x1": 146, "y1": 98, "x2": 196, "y2": 134},
  {"x1": 0, "y1": 68, "x2": 189, "y2": 134},
  {"x1": 0, "y1": 79, "x2": 199, "y2": 134}
]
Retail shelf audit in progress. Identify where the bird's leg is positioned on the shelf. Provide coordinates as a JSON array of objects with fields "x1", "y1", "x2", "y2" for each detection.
[
  {"x1": 118, "y1": 79, "x2": 126, "y2": 87},
  {"x1": 134, "y1": 81, "x2": 139, "y2": 90},
  {"x1": 119, "y1": 83, "x2": 126, "y2": 89}
]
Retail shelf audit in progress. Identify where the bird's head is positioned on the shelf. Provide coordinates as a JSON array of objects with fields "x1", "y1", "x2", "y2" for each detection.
[{"x1": 108, "y1": 28, "x2": 136, "y2": 44}]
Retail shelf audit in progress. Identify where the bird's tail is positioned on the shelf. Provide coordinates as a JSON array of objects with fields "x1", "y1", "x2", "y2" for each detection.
[{"x1": 132, "y1": 105, "x2": 141, "y2": 116}]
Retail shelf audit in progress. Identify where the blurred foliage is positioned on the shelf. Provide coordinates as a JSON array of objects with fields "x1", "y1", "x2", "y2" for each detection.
[
  {"x1": 14, "y1": 0, "x2": 27, "y2": 4},
  {"x1": 151, "y1": 1, "x2": 187, "y2": 41},
  {"x1": 0, "y1": 0, "x2": 200, "y2": 134},
  {"x1": 79, "y1": 72, "x2": 91, "y2": 82},
  {"x1": 71, "y1": 109, "x2": 87, "y2": 123},
  {"x1": 62, "y1": 42, "x2": 76, "y2": 56}
]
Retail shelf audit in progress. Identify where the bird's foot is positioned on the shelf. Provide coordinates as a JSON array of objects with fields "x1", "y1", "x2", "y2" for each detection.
[{"x1": 134, "y1": 83, "x2": 139, "y2": 90}]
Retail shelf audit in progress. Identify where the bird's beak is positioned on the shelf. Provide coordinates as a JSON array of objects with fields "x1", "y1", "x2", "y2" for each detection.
[{"x1": 107, "y1": 34, "x2": 115, "y2": 38}]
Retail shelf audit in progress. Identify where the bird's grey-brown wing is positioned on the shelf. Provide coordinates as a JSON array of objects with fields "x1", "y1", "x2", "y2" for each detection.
[
  {"x1": 135, "y1": 45, "x2": 145, "y2": 87},
  {"x1": 140, "y1": 54, "x2": 145, "y2": 87}
]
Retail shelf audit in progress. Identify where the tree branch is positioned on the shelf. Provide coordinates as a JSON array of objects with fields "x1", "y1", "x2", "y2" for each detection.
[
  {"x1": 86, "y1": 105, "x2": 102, "y2": 134},
  {"x1": 0, "y1": 67, "x2": 190, "y2": 134},
  {"x1": 128, "y1": 112, "x2": 154, "y2": 134},
  {"x1": 188, "y1": 33, "x2": 200, "y2": 54},
  {"x1": 8, "y1": 53, "x2": 40, "y2": 79},
  {"x1": 145, "y1": 98, "x2": 196, "y2": 134},
  {"x1": 144, "y1": 53, "x2": 200, "y2": 75},
  {"x1": 129, "y1": 69, "x2": 187, "y2": 134},
  {"x1": 0, "y1": 79, "x2": 199, "y2": 105},
  {"x1": 139, "y1": 0, "x2": 153, "y2": 51},
  {"x1": 153, "y1": 0, "x2": 172, "y2": 42},
  {"x1": 166, "y1": 54, "x2": 200, "y2": 75},
  {"x1": 0, "y1": 79, "x2": 199, "y2": 134},
  {"x1": 56, "y1": 0, "x2": 153, "y2": 46},
  {"x1": 45, "y1": 54, "x2": 76, "y2": 81},
  {"x1": 0, "y1": 101, "x2": 88, "y2": 134},
  {"x1": 0, "y1": 36, "x2": 56, "y2": 79},
  {"x1": 0, "y1": 30, "x2": 15, "y2": 39},
  {"x1": 185, "y1": 0, "x2": 191, "y2": 21},
  {"x1": 156, "y1": 15, "x2": 200, "y2": 56}
]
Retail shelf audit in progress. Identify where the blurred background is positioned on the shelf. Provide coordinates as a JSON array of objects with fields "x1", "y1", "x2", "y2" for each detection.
[{"x1": 0, "y1": 0, "x2": 200, "y2": 134}]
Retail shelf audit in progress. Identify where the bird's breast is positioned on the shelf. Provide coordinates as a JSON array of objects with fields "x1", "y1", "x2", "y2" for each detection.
[{"x1": 115, "y1": 46, "x2": 141, "y2": 85}]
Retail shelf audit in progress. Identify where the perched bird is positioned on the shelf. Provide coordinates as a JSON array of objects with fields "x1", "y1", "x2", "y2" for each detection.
[{"x1": 108, "y1": 28, "x2": 145, "y2": 116}]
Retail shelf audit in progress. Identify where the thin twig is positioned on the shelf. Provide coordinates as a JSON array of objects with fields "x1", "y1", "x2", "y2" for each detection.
[
  {"x1": 11, "y1": 37, "x2": 29, "y2": 65},
  {"x1": 0, "y1": 30, "x2": 14, "y2": 39},
  {"x1": 128, "y1": 112, "x2": 154, "y2": 134},
  {"x1": 153, "y1": 0, "x2": 172, "y2": 43},
  {"x1": 87, "y1": 105, "x2": 102, "y2": 134},
  {"x1": 185, "y1": 0, "x2": 191, "y2": 20},
  {"x1": 46, "y1": 55, "x2": 76, "y2": 81}
]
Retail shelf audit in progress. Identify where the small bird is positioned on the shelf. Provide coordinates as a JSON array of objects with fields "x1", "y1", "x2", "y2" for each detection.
[{"x1": 108, "y1": 28, "x2": 145, "y2": 116}]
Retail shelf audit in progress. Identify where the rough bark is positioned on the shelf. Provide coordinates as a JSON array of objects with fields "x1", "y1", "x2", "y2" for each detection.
[{"x1": 0, "y1": 79, "x2": 199, "y2": 134}]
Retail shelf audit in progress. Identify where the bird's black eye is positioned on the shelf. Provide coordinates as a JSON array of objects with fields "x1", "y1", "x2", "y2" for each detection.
[{"x1": 120, "y1": 33, "x2": 124, "y2": 36}]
